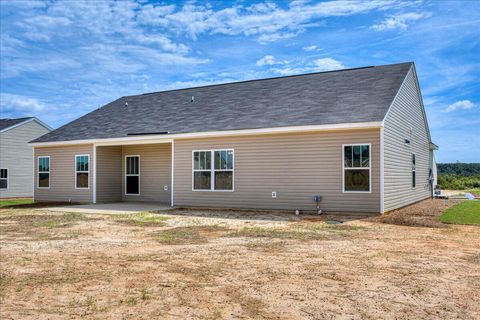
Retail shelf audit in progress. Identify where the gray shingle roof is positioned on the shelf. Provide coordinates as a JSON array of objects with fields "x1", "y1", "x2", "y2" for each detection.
[
  {"x1": 32, "y1": 62, "x2": 413, "y2": 143},
  {"x1": 0, "y1": 117, "x2": 33, "y2": 131}
]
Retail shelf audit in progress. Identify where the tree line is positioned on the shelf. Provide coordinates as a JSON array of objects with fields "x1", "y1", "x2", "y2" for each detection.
[{"x1": 437, "y1": 163, "x2": 480, "y2": 190}]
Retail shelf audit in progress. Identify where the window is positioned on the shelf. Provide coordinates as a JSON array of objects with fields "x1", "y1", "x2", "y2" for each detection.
[
  {"x1": 412, "y1": 153, "x2": 416, "y2": 188},
  {"x1": 0, "y1": 169, "x2": 8, "y2": 189},
  {"x1": 75, "y1": 155, "x2": 89, "y2": 189},
  {"x1": 38, "y1": 156, "x2": 50, "y2": 188},
  {"x1": 125, "y1": 156, "x2": 140, "y2": 195},
  {"x1": 343, "y1": 144, "x2": 370, "y2": 192},
  {"x1": 193, "y1": 150, "x2": 234, "y2": 191}
]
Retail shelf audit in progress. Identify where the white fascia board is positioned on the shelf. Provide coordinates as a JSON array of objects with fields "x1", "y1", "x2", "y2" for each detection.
[{"x1": 30, "y1": 121, "x2": 382, "y2": 147}]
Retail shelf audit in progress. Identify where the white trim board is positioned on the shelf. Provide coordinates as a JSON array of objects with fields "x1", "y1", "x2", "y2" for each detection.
[
  {"x1": 30, "y1": 121, "x2": 383, "y2": 147},
  {"x1": 124, "y1": 155, "x2": 140, "y2": 196},
  {"x1": 341, "y1": 143, "x2": 372, "y2": 194},
  {"x1": 74, "y1": 154, "x2": 90, "y2": 190}
]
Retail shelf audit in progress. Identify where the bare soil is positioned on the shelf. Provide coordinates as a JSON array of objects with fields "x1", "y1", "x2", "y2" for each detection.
[{"x1": 1, "y1": 199, "x2": 479, "y2": 319}]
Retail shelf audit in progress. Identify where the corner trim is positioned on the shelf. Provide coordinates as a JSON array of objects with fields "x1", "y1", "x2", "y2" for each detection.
[{"x1": 380, "y1": 126, "x2": 385, "y2": 214}]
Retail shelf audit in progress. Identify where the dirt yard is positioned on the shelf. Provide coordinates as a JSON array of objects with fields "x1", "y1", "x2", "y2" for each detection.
[{"x1": 1, "y1": 199, "x2": 479, "y2": 319}]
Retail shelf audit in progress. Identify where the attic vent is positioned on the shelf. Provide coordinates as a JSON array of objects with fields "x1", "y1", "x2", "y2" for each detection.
[
  {"x1": 191, "y1": 96, "x2": 194, "y2": 102},
  {"x1": 125, "y1": 101, "x2": 128, "y2": 107}
]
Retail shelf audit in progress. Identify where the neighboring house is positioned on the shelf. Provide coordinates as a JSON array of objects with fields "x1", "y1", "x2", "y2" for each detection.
[
  {"x1": 0, "y1": 117, "x2": 52, "y2": 198},
  {"x1": 30, "y1": 62, "x2": 437, "y2": 213}
]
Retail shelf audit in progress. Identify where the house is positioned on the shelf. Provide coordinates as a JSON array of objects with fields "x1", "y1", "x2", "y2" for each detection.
[
  {"x1": 30, "y1": 62, "x2": 437, "y2": 213},
  {"x1": 0, "y1": 117, "x2": 52, "y2": 198}
]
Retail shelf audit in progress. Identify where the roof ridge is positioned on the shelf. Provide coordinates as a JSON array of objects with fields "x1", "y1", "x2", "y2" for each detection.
[{"x1": 126, "y1": 62, "x2": 413, "y2": 98}]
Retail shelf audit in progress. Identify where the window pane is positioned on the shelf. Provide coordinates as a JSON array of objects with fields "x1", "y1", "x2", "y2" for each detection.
[
  {"x1": 195, "y1": 152, "x2": 211, "y2": 170},
  {"x1": 0, "y1": 169, "x2": 7, "y2": 179},
  {"x1": 353, "y1": 146, "x2": 361, "y2": 167},
  {"x1": 194, "y1": 171, "x2": 211, "y2": 190},
  {"x1": 412, "y1": 171, "x2": 416, "y2": 188},
  {"x1": 39, "y1": 173, "x2": 49, "y2": 188},
  {"x1": 0, "y1": 179, "x2": 6, "y2": 189},
  {"x1": 76, "y1": 173, "x2": 89, "y2": 188},
  {"x1": 361, "y1": 145, "x2": 369, "y2": 167},
  {"x1": 215, "y1": 171, "x2": 233, "y2": 190},
  {"x1": 39, "y1": 158, "x2": 49, "y2": 172},
  {"x1": 204, "y1": 152, "x2": 211, "y2": 170},
  {"x1": 126, "y1": 157, "x2": 139, "y2": 175},
  {"x1": 194, "y1": 152, "x2": 200, "y2": 170},
  {"x1": 412, "y1": 154, "x2": 416, "y2": 170},
  {"x1": 214, "y1": 150, "x2": 233, "y2": 170},
  {"x1": 126, "y1": 176, "x2": 139, "y2": 194},
  {"x1": 344, "y1": 146, "x2": 352, "y2": 167},
  {"x1": 345, "y1": 169, "x2": 369, "y2": 191}
]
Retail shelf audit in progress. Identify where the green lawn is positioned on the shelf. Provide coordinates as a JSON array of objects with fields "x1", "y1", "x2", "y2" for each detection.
[
  {"x1": 439, "y1": 201, "x2": 480, "y2": 225},
  {"x1": 465, "y1": 188, "x2": 480, "y2": 195},
  {"x1": 0, "y1": 198, "x2": 33, "y2": 207}
]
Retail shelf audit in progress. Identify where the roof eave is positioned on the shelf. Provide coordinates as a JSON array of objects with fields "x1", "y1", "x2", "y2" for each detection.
[{"x1": 30, "y1": 121, "x2": 383, "y2": 147}]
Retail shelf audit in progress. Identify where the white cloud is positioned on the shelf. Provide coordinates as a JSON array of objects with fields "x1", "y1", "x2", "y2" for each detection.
[
  {"x1": 0, "y1": 93, "x2": 48, "y2": 115},
  {"x1": 271, "y1": 57, "x2": 345, "y2": 75},
  {"x1": 303, "y1": 45, "x2": 321, "y2": 52},
  {"x1": 312, "y1": 58, "x2": 345, "y2": 71},
  {"x1": 371, "y1": 12, "x2": 431, "y2": 31},
  {"x1": 140, "y1": 0, "x2": 399, "y2": 43},
  {"x1": 444, "y1": 100, "x2": 475, "y2": 113},
  {"x1": 256, "y1": 55, "x2": 278, "y2": 67}
]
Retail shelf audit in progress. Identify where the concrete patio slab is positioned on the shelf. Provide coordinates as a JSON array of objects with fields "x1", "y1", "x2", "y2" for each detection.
[{"x1": 38, "y1": 202, "x2": 172, "y2": 215}]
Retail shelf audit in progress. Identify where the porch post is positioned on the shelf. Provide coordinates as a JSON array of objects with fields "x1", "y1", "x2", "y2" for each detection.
[
  {"x1": 93, "y1": 143, "x2": 97, "y2": 204},
  {"x1": 171, "y1": 139, "x2": 174, "y2": 207}
]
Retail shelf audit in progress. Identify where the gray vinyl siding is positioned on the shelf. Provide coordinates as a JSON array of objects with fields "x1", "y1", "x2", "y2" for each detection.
[
  {"x1": 383, "y1": 67, "x2": 432, "y2": 212},
  {"x1": 0, "y1": 121, "x2": 50, "y2": 198},
  {"x1": 34, "y1": 145, "x2": 93, "y2": 203},
  {"x1": 121, "y1": 144, "x2": 171, "y2": 203},
  {"x1": 174, "y1": 129, "x2": 381, "y2": 213},
  {"x1": 96, "y1": 146, "x2": 122, "y2": 203}
]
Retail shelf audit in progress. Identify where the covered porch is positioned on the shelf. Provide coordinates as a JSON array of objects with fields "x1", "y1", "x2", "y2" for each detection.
[{"x1": 94, "y1": 141, "x2": 173, "y2": 206}]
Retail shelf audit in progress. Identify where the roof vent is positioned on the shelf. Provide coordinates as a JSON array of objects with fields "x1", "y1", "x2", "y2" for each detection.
[
  {"x1": 191, "y1": 96, "x2": 194, "y2": 102},
  {"x1": 125, "y1": 101, "x2": 128, "y2": 107}
]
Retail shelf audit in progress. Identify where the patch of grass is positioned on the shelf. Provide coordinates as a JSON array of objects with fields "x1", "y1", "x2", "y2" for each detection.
[
  {"x1": 152, "y1": 225, "x2": 229, "y2": 244},
  {"x1": 112, "y1": 211, "x2": 169, "y2": 227},
  {"x1": 465, "y1": 188, "x2": 480, "y2": 195},
  {"x1": 0, "y1": 212, "x2": 93, "y2": 241},
  {"x1": 229, "y1": 224, "x2": 365, "y2": 241},
  {"x1": 439, "y1": 201, "x2": 480, "y2": 225},
  {"x1": 0, "y1": 198, "x2": 33, "y2": 207}
]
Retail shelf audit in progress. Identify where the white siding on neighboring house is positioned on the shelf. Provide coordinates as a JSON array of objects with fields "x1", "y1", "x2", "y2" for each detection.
[
  {"x1": 0, "y1": 120, "x2": 50, "y2": 198},
  {"x1": 383, "y1": 66, "x2": 433, "y2": 212}
]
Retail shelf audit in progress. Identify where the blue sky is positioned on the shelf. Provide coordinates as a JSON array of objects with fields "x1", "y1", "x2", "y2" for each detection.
[{"x1": 1, "y1": 0, "x2": 479, "y2": 162}]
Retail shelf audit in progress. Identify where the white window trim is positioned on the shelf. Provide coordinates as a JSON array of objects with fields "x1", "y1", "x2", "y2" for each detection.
[
  {"x1": 125, "y1": 155, "x2": 140, "y2": 196},
  {"x1": 192, "y1": 149, "x2": 235, "y2": 192},
  {"x1": 412, "y1": 153, "x2": 416, "y2": 189},
  {"x1": 37, "y1": 156, "x2": 50, "y2": 189},
  {"x1": 75, "y1": 154, "x2": 90, "y2": 190},
  {"x1": 0, "y1": 168, "x2": 8, "y2": 190},
  {"x1": 342, "y1": 143, "x2": 372, "y2": 194}
]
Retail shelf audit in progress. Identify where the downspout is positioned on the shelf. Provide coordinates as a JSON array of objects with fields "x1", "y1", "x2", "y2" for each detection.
[
  {"x1": 171, "y1": 139, "x2": 174, "y2": 207},
  {"x1": 380, "y1": 126, "x2": 385, "y2": 214},
  {"x1": 32, "y1": 146, "x2": 35, "y2": 202},
  {"x1": 93, "y1": 144, "x2": 97, "y2": 204}
]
